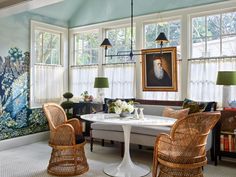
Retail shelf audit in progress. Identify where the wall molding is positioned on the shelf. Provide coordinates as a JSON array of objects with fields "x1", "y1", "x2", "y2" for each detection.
[{"x1": 0, "y1": 131, "x2": 49, "y2": 151}]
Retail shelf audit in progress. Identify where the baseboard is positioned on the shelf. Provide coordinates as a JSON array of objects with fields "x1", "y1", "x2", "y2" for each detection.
[{"x1": 0, "y1": 131, "x2": 49, "y2": 151}]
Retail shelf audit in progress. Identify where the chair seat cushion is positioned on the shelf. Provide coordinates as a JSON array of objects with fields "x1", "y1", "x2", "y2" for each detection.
[{"x1": 76, "y1": 134, "x2": 85, "y2": 144}]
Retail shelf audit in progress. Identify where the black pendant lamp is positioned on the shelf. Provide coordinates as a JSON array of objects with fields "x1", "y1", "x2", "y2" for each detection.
[{"x1": 100, "y1": 0, "x2": 169, "y2": 59}]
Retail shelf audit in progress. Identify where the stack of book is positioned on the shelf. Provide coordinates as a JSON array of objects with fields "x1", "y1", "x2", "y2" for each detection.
[{"x1": 220, "y1": 131, "x2": 236, "y2": 152}]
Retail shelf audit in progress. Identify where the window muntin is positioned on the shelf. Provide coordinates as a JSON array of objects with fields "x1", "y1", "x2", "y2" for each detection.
[
  {"x1": 105, "y1": 26, "x2": 136, "y2": 64},
  {"x1": 35, "y1": 30, "x2": 61, "y2": 65},
  {"x1": 73, "y1": 30, "x2": 99, "y2": 65}
]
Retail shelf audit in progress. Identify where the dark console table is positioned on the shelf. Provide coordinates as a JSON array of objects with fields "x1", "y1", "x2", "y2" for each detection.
[{"x1": 73, "y1": 102, "x2": 103, "y2": 136}]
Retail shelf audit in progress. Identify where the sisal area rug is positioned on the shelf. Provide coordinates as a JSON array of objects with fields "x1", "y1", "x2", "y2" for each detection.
[{"x1": 0, "y1": 141, "x2": 235, "y2": 177}]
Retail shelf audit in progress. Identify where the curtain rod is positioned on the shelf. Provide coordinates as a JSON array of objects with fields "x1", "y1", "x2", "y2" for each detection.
[
  {"x1": 188, "y1": 55, "x2": 236, "y2": 61},
  {"x1": 102, "y1": 62, "x2": 136, "y2": 66}
]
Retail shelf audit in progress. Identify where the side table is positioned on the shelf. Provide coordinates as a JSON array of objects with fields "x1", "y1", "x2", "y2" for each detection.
[
  {"x1": 73, "y1": 102, "x2": 103, "y2": 136},
  {"x1": 215, "y1": 109, "x2": 236, "y2": 165}
]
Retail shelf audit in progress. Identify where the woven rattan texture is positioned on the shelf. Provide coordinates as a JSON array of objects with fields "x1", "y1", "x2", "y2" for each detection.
[
  {"x1": 43, "y1": 103, "x2": 89, "y2": 176},
  {"x1": 152, "y1": 112, "x2": 221, "y2": 177}
]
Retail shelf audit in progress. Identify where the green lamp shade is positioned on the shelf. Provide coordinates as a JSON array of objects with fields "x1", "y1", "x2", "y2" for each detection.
[
  {"x1": 216, "y1": 71, "x2": 236, "y2": 85},
  {"x1": 94, "y1": 77, "x2": 109, "y2": 88}
]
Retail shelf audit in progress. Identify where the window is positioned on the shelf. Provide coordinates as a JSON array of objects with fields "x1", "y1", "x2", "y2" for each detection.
[
  {"x1": 189, "y1": 11, "x2": 236, "y2": 104},
  {"x1": 106, "y1": 26, "x2": 135, "y2": 64},
  {"x1": 35, "y1": 30, "x2": 61, "y2": 65},
  {"x1": 103, "y1": 25, "x2": 136, "y2": 98},
  {"x1": 143, "y1": 20, "x2": 181, "y2": 100},
  {"x1": 30, "y1": 21, "x2": 68, "y2": 108},
  {"x1": 73, "y1": 30, "x2": 99, "y2": 65},
  {"x1": 70, "y1": 30, "x2": 99, "y2": 98},
  {"x1": 144, "y1": 20, "x2": 181, "y2": 58},
  {"x1": 191, "y1": 11, "x2": 236, "y2": 58}
]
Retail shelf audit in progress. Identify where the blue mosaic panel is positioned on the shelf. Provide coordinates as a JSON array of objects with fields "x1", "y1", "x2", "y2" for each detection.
[{"x1": 0, "y1": 47, "x2": 48, "y2": 140}]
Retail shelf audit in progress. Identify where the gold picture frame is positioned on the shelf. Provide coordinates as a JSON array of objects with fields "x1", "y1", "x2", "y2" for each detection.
[{"x1": 142, "y1": 47, "x2": 178, "y2": 92}]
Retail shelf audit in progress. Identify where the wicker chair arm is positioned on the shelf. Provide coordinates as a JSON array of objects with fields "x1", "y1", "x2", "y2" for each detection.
[
  {"x1": 50, "y1": 124, "x2": 76, "y2": 146},
  {"x1": 66, "y1": 118, "x2": 83, "y2": 135},
  {"x1": 156, "y1": 133, "x2": 173, "y2": 153}
]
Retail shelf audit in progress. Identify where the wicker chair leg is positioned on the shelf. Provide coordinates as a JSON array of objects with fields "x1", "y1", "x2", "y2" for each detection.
[
  {"x1": 121, "y1": 142, "x2": 124, "y2": 157},
  {"x1": 90, "y1": 137, "x2": 93, "y2": 152},
  {"x1": 152, "y1": 159, "x2": 159, "y2": 177}
]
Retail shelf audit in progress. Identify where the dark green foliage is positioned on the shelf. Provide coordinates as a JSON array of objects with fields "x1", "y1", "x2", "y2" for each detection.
[
  {"x1": 61, "y1": 101, "x2": 74, "y2": 109},
  {"x1": 61, "y1": 92, "x2": 74, "y2": 117},
  {"x1": 63, "y1": 92, "x2": 73, "y2": 100}
]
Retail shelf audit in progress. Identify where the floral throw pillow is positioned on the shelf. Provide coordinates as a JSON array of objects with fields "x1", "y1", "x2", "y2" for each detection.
[{"x1": 162, "y1": 107, "x2": 190, "y2": 119}]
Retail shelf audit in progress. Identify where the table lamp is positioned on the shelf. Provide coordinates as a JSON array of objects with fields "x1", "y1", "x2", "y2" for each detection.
[
  {"x1": 94, "y1": 77, "x2": 109, "y2": 103},
  {"x1": 216, "y1": 71, "x2": 236, "y2": 107}
]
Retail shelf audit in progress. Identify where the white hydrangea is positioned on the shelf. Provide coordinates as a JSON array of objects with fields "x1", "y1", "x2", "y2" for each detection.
[
  {"x1": 114, "y1": 100, "x2": 134, "y2": 114},
  {"x1": 114, "y1": 107, "x2": 122, "y2": 114},
  {"x1": 126, "y1": 104, "x2": 134, "y2": 113}
]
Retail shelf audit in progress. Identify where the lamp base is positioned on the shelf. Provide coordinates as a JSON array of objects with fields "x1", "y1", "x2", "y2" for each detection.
[
  {"x1": 222, "y1": 86, "x2": 231, "y2": 108},
  {"x1": 96, "y1": 88, "x2": 104, "y2": 103}
]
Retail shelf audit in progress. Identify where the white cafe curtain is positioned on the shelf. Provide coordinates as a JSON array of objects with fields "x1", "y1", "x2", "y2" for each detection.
[
  {"x1": 70, "y1": 65, "x2": 98, "y2": 98},
  {"x1": 104, "y1": 63, "x2": 136, "y2": 99},
  {"x1": 188, "y1": 57, "x2": 236, "y2": 106}
]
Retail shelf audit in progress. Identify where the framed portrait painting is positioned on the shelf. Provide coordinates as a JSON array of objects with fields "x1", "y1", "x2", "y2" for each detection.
[{"x1": 142, "y1": 47, "x2": 178, "y2": 92}]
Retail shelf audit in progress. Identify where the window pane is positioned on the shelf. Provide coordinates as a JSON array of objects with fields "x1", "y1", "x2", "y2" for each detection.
[
  {"x1": 192, "y1": 38, "x2": 205, "y2": 58},
  {"x1": 106, "y1": 27, "x2": 135, "y2": 63},
  {"x1": 35, "y1": 30, "x2": 43, "y2": 63},
  {"x1": 207, "y1": 36, "x2": 220, "y2": 57},
  {"x1": 192, "y1": 17, "x2": 206, "y2": 38},
  {"x1": 74, "y1": 31, "x2": 99, "y2": 65},
  {"x1": 222, "y1": 12, "x2": 236, "y2": 35},
  {"x1": 145, "y1": 23, "x2": 157, "y2": 43},
  {"x1": 207, "y1": 15, "x2": 220, "y2": 37},
  {"x1": 222, "y1": 35, "x2": 236, "y2": 56}
]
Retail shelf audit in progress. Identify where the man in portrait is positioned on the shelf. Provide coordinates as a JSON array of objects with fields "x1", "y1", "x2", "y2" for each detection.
[{"x1": 147, "y1": 57, "x2": 172, "y2": 87}]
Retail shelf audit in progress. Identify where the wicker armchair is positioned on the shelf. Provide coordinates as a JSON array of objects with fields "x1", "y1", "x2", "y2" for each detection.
[
  {"x1": 152, "y1": 112, "x2": 220, "y2": 177},
  {"x1": 43, "y1": 103, "x2": 89, "y2": 176}
]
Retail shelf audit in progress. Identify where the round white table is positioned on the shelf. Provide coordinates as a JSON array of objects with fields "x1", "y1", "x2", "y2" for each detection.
[{"x1": 81, "y1": 113, "x2": 176, "y2": 177}]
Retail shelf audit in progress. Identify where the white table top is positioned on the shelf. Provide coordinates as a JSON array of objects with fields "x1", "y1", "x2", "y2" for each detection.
[{"x1": 81, "y1": 113, "x2": 176, "y2": 126}]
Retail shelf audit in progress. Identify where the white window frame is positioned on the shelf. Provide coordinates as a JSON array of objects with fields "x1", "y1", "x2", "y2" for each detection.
[
  {"x1": 30, "y1": 20, "x2": 68, "y2": 108},
  {"x1": 190, "y1": 8, "x2": 236, "y2": 58},
  {"x1": 72, "y1": 29, "x2": 100, "y2": 66}
]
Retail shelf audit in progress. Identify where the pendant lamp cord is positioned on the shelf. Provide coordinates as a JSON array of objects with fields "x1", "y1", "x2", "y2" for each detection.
[{"x1": 130, "y1": 0, "x2": 134, "y2": 58}]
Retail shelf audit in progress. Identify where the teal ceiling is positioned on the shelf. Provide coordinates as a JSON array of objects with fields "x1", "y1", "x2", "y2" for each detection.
[
  {"x1": 30, "y1": 0, "x2": 86, "y2": 22},
  {"x1": 29, "y1": 0, "x2": 228, "y2": 27}
]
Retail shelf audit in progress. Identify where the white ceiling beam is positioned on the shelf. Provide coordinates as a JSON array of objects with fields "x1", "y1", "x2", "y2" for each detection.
[{"x1": 0, "y1": 0, "x2": 64, "y2": 18}]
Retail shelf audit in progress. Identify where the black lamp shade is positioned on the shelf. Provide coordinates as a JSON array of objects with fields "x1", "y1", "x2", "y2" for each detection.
[
  {"x1": 155, "y1": 32, "x2": 169, "y2": 44},
  {"x1": 100, "y1": 38, "x2": 112, "y2": 48}
]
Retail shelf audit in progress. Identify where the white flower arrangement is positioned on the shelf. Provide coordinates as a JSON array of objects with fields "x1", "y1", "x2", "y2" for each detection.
[{"x1": 113, "y1": 100, "x2": 134, "y2": 114}]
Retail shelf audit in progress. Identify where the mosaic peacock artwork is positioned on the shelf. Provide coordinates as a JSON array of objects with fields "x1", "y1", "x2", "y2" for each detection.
[{"x1": 0, "y1": 47, "x2": 48, "y2": 140}]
